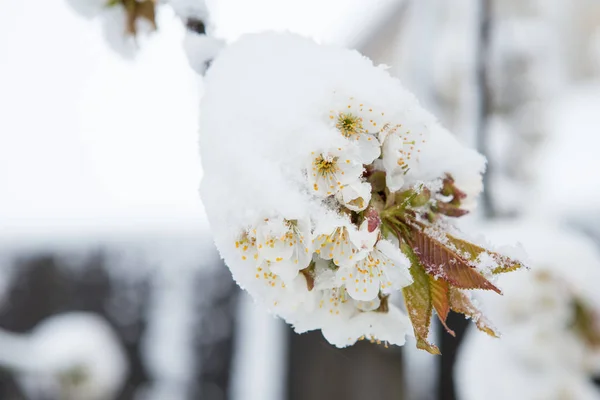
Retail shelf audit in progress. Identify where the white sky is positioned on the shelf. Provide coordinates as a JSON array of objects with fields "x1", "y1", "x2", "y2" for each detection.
[
  {"x1": 0, "y1": 1, "x2": 203, "y2": 231},
  {"x1": 209, "y1": 0, "x2": 398, "y2": 46},
  {"x1": 0, "y1": 0, "x2": 394, "y2": 233}
]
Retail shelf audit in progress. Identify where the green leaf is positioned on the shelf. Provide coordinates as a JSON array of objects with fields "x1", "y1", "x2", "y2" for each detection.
[
  {"x1": 368, "y1": 171, "x2": 387, "y2": 193},
  {"x1": 402, "y1": 246, "x2": 440, "y2": 355},
  {"x1": 430, "y1": 278, "x2": 455, "y2": 336},
  {"x1": 441, "y1": 174, "x2": 466, "y2": 206},
  {"x1": 571, "y1": 297, "x2": 600, "y2": 348}
]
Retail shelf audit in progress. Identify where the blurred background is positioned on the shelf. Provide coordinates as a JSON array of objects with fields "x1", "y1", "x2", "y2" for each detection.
[{"x1": 1, "y1": 0, "x2": 600, "y2": 399}]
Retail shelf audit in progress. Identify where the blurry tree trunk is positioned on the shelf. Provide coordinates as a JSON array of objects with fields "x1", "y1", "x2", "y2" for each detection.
[
  {"x1": 475, "y1": 0, "x2": 494, "y2": 218},
  {"x1": 287, "y1": 330, "x2": 404, "y2": 400},
  {"x1": 438, "y1": 2, "x2": 492, "y2": 400}
]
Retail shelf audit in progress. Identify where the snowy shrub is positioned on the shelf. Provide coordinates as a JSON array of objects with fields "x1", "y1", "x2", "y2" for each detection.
[{"x1": 199, "y1": 32, "x2": 525, "y2": 352}]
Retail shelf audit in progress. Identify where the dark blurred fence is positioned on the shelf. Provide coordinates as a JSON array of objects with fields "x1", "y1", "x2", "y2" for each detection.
[{"x1": 0, "y1": 250, "x2": 237, "y2": 400}]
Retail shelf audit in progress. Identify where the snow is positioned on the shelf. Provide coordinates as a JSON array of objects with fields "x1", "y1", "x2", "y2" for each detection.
[
  {"x1": 64, "y1": 0, "x2": 107, "y2": 19},
  {"x1": 456, "y1": 220, "x2": 600, "y2": 400},
  {"x1": 167, "y1": 0, "x2": 209, "y2": 21},
  {"x1": 67, "y1": 0, "x2": 159, "y2": 58},
  {"x1": 199, "y1": 31, "x2": 487, "y2": 347},
  {"x1": 0, "y1": 312, "x2": 129, "y2": 400},
  {"x1": 183, "y1": 31, "x2": 225, "y2": 74},
  {"x1": 200, "y1": 32, "x2": 484, "y2": 233}
]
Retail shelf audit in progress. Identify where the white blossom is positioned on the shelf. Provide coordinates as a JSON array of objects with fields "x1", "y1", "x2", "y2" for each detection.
[
  {"x1": 234, "y1": 227, "x2": 310, "y2": 312},
  {"x1": 330, "y1": 107, "x2": 381, "y2": 164},
  {"x1": 335, "y1": 181, "x2": 371, "y2": 212},
  {"x1": 200, "y1": 32, "x2": 487, "y2": 348},
  {"x1": 311, "y1": 217, "x2": 370, "y2": 268},
  {"x1": 337, "y1": 232, "x2": 412, "y2": 301},
  {"x1": 380, "y1": 125, "x2": 424, "y2": 192},
  {"x1": 254, "y1": 217, "x2": 312, "y2": 283},
  {"x1": 307, "y1": 147, "x2": 364, "y2": 198}
]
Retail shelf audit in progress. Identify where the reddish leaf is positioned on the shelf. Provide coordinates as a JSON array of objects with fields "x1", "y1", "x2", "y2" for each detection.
[
  {"x1": 446, "y1": 234, "x2": 524, "y2": 275},
  {"x1": 430, "y1": 278, "x2": 454, "y2": 336},
  {"x1": 366, "y1": 208, "x2": 381, "y2": 233},
  {"x1": 441, "y1": 174, "x2": 466, "y2": 206},
  {"x1": 434, "y1": 202, "x2": 470, "y2": 218},
  {"x1": 409, "y1": 227, "x2": 501, "y2": 294},
  {"x1": 449, "y1": 288, "x2": 499, "y2": 337}
]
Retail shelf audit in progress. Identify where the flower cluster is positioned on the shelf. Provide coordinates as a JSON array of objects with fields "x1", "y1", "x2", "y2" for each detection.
[
  {"x1": 199, "y1": 32, "x2": 523, "y2": 351},
  {"x1": 228, "y1": 102, "x2": 434, "y2": 346}
]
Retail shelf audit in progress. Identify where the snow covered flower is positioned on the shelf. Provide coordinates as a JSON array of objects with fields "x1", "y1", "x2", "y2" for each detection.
[
  {"x1": 234, "y1": 230, "x2": 259, "y2": 263},
  {"x1": 338, "y1": 237, "x2": 413, "y2": 301},
  {"x1": 380, "y1": 124, "x2": 424, "y2": 192},
  {"x1": 332, "y1": 110, "x2": 381, "y2": 164},
  {"x1": 313, "y1": 224, "x2": 363, "y2": 268},
  {"x1": 234, "y1": 225, "x2": 310, "y2": 312},
  {"x1": 335, "y1": 181, "x2": 372, "y2": 211},
  {"x1": 308, "y1": 148, "x2": 364, "y2": 197},
  {"x1": 293, "y1": 266, "x2": 413, "y2": 348},
  {"x1": 199, "y1": 32, "x2": 523, "y2": 352},
  {"x1": 254, "y1": 217, "x2": 312, "y2": 282}
]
